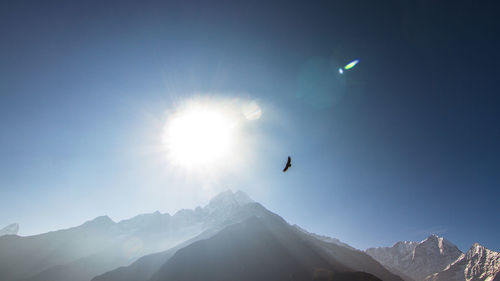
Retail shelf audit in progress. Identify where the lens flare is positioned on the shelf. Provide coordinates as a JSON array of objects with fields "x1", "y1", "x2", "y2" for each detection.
[
  {"x1": 242, "y1": 101, "x2": 262, "y2": 121},
  {"x1": 344, "y1": 59, "x2": 359, "y2": 70}
]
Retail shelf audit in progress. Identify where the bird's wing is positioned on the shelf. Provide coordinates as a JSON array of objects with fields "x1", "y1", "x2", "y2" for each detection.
[{"x1": 283, "y1": 156, "x2": 291, "y2": 172}]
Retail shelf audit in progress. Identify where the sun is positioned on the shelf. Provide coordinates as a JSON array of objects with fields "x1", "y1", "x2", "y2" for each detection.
[{"x1": 163, "y1": 102, "x2": 236, "y2": 169}]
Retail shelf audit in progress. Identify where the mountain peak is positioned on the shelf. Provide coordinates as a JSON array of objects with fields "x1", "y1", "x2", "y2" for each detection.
[
  {"x1": 83, "y1": 216, "x2": 115, "y2": 227},
  {"x1": 0, "y1": 223, "x2": 19, "y2": 236},
  {"x1": 472, "y1": 242, "x2": 483, "y2": 249},
  {"x1": 394, "y1": 240, "x2": 418, "y2": 247},
  {"x1": 423, "y1": 233, "x2": 443, "y2": 243},
  {"x1": 207, "y1": 190, "x2": 254, "y2": 209},
  {"x1": 467, "y1": 242, "x2": 489, "y2": 256},
  {"x1": 367, "y1": 235, "x2": 462, "y2": 281}
]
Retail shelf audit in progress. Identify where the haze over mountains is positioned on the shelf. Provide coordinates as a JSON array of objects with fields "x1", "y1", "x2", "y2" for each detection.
[
  {"x1": 0, "y1": 190, "x2": 498, "y2": 281},
  {"x1": 93, "y1": 198, "x2": 401, "y2": 281},
  {"x1": 0, "y1": 191, "x2": 257, "y2": 281}
]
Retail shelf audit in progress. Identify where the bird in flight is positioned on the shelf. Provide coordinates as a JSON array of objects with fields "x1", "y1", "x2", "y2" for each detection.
[{"x1": 283, "y1": 156, "x2": 292, "y2": 172}]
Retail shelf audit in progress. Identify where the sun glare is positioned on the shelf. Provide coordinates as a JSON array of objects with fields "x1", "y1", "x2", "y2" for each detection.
[{"x1": 163, "y1": 102, "x2": 236, "y2": 169}]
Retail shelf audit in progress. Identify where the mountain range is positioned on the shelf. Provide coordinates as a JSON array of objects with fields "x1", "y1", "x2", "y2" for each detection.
[
  {"x1": 366, "y1": 234, "x2": 500, "y2": 281},
  {"x1": 0, "y1": 190, "x2": 497, "y2": 281},
  {"x1": 93, "y1": 200, "x2": 401, "y2": 281}
]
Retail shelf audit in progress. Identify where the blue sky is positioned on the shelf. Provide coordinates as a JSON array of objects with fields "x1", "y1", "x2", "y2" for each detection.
[{"x1": 1, "y1": 0, "x2": 499, "y2": 251}]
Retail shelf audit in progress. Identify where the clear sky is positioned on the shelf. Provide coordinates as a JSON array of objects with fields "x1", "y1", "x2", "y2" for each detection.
[{"x1": 1, "y1": 1, "x2": 499, "y2": 252}]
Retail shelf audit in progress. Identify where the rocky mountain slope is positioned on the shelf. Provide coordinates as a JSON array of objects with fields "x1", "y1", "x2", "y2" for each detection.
[
  {"x1": 367, "y1": 235, "x2": 500, "y2": 281},
  {"x1": 366, "y1": 234, "x2": 462, "y2": 281},
  {"x1": 425, "y1": 243, "x2": 500, "y2": 281}
]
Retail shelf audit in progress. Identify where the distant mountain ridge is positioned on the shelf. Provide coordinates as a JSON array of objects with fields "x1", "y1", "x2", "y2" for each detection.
[
  {"x1": 366, "y1": 235, "x2": 500, "y2": 281},
  {"x1": 0, "y1": 190, "x2": 260, "y2": 281},
  {"x1": 293, "y1": 224, "x2": 356, "y2": 251},
  {"x1": 1, "y1": 190, "x2": 497, "y2": 281}
]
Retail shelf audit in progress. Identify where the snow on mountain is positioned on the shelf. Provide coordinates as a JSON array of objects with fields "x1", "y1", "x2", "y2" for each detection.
[
  {"x1": 0, "y1": 223, "x2": 19, "y2": 236},
  {"x1": 426, "y1": 243, "x2": 500, "y2": 281},
  {"x1": 3, "y1": 190, "x2": 497, "y2": 281},
  {"x1": 205, "y1": 190, "x2": 254, "y2": 214},
  {"x1": 366, "y1": 234, "x2": 462, "y2": 281}
]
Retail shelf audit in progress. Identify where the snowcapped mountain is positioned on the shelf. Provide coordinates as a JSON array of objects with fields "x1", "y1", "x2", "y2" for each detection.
[
  {"x1": 1, "y1": 190, "x2": 497, "y2": 281},
  {"x1": 94, "y1": 198, "x2": 403, "y2": 281},
  {"x1": 0, "y1": 190, "x2": 259, "y2": 281},
  {"x1": 366, "y1": 234, "x2": 462, "y2": 281},
  {"x1": 367, "y1": 235, "x2": 500, "y2": 281},
  {"x1": 205, "y1": 190, "x2": 254, "y2": 212},
  {"x1": 0, "y1": 223, "x2": 19, "y2": 236},
  {"x1": 425, "y1": 243, "x2": 500, "y2": 281}
]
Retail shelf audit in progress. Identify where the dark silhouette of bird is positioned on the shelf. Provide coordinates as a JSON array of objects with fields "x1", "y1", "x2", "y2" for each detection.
[{"x1": 283, "y1": 156, "x2": 291, "y2": 172}]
